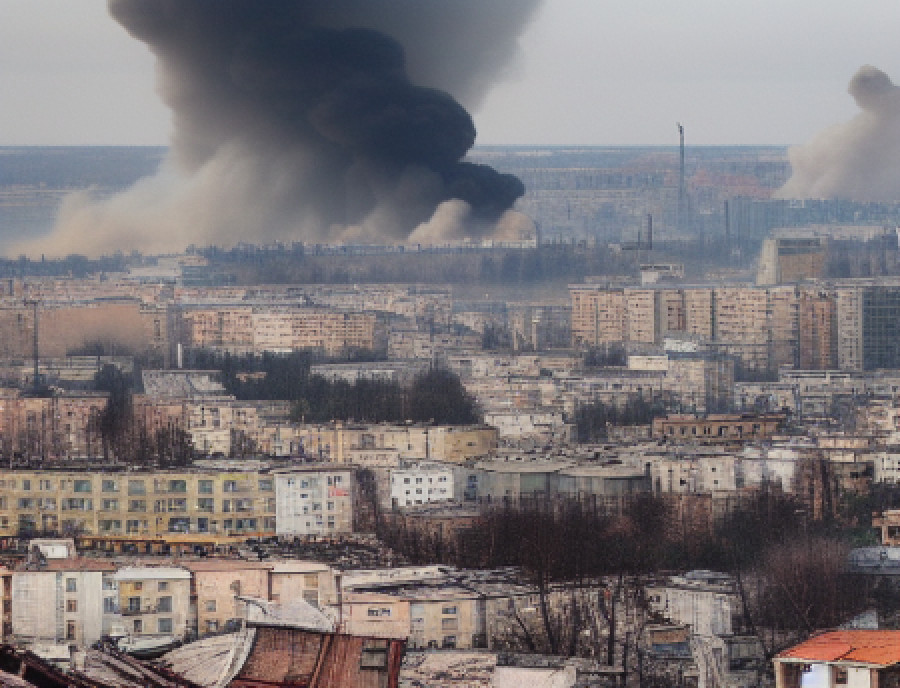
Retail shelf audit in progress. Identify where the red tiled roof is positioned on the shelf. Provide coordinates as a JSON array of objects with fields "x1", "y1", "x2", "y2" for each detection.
[{"x1": 777, "y1": 631, "x2": 900, "y2": 666}]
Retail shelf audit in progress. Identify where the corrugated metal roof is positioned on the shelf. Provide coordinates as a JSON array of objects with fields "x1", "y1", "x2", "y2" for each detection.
[{"x1": 777, "y1": 631, "x2": 900, "y2": 666}]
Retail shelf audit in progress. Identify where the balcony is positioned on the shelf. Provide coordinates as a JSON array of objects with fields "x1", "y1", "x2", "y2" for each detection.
[{"x1": 121, "y1": 605, "x2": 152, "y2": 616}]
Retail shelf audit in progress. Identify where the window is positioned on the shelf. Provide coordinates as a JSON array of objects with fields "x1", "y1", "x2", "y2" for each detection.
[
  {"x1": 198, "y1": 480, "x2": 214, "y2": 494},
  {"x1": 102, "y1": 480, "x2": 118, "y2": 492},
  {"x1": 834, "y1": 668, "x2": 848, "y2": 685},
  {"x1": 157, "y1": 596, "x2": 172, "y2": 613},
  {"x1": 66, "y1": 599, "x2": 78, "y2": 613},
  {"x1": 133, "y1": 582, "x2": 143, "y2": 591},
  {"x1": 22, "y1": 480, "x2": 30, "y2": 491},
  {"x1": 66, "y1": 578, "x2": 77, "y2": 593},
  {"x1": 102, "y1": 499, "x2": 118, "y2": 511},
  {"x1": 127, "y1": 597, "x2": 142, "y2": 613},
  {"x1": 128, "y1": 500, "x2": 146, "y2": 512},
  {"x1": 258, "y1": 479, "x2": 273, "y2": 491},
  {"x1": 103, "y1": 597, "x2": 118, "y2": 614},
  {"x1": 158, "y1": 581, "x2": 169, "y2": 591},
  {"x1": 441, "y1": 617, "x2": 457, "y2": 630},
  {"x1": 205, "y1": 600, "x2": 217, "y2": 612},
  {"x1": 168, "y1": 517, "x2": 190, "y2": 532},
  {"x1": 303, "y1": 573, "x2": 319, "y2": 588},
  {"x1": 66, "y1": 621, "x2": 76, "y2": 640},
  {"x1": 73, "y1": 480, "x2": 91, "y2": 493},
  {"x1": 206, "y1": 620, "x2": 219, "y2": 633},
  {"x1": 158, "y1": 618, "x2": 173, "y2": 633},
  {"x1": 168, "y1": 480, "x2": 187, "y2": 493},
  {"x1": 368, "y1": 608, "x2": 381, "y2": 617},
  {"x1": 128, "y1": 480, "x2": 146, "y2": 496},
  {"x1": 223, "y1": 481, "x2": 237, "y2": 492},
  {"x1": 133, "y1": 619, "x2": 142, "y2": 633},
  {"x1": 197, "y1": 498, "x2": 214, "y2": 512},
  {"x1": 442, "y1": 606, "x2": 456, "y2": 615},
  {"x1": 360, "y1": 646, "x2": 388, "y2": 669},
  {"x1": 442, "y1": 635, "x2": 457, "y2": 649}
]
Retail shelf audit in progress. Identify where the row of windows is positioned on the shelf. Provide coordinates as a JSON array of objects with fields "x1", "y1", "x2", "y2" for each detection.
[
  {"x1": 35, "y1": 516, "x2": 275, "y2": 535},
  {"x1": 285, "y1": 475, "x2": 345, "y2": 488},
  {"x1": 0, "y1": 478, "x2": 274, "y2": 494},
  {"x1": 4, "y1": 497, "x2": 274, "y2": 514},
  {"x1": 396, "y1": 476, "x2": 449, "y2": 484}
]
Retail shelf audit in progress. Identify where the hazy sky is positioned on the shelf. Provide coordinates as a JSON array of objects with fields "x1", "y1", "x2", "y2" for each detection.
[{"x1": 2, "y1": 0, "x2": 899, "y2": 146}]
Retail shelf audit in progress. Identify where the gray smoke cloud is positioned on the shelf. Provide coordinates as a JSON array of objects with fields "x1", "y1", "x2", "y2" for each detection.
[
  {"x1": 22, "y1": 0, "x2": 539, "y2": 257},
  {"x1": 778, "y1": 65, "x2": 900, "y2": 201}
]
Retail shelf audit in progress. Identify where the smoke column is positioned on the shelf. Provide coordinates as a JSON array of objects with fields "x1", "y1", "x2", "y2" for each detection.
[
  {"x1": 778, "y1": 65, "x2": 900, "y2": 202},
  {"x1": 25, "y1": 0, "x2": 540, "y2": 256}
]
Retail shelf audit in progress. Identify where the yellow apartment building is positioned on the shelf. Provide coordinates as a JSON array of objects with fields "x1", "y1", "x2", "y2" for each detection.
[{"x1": 0, "y1": 469, "x2": 277, "y2": 544}]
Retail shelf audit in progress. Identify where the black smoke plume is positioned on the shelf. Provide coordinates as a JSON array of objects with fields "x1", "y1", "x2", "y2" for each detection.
[{"x1": 28, "y1": 0, "x2": 539, "y2": 256}]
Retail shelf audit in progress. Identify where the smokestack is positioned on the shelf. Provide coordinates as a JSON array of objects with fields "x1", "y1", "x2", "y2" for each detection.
[
  {"x1": 676, "y1": 122, "x2": 686, "y2": 231},
  {"x1": 646, "y1": 213, "x2": 653, "y2": 250},
  {"x1": 23, "y1": 0, "x2": 541, "y2": 257},
  {"x1": 724, "y1": 200, "x2": 730, "y2": 242}
]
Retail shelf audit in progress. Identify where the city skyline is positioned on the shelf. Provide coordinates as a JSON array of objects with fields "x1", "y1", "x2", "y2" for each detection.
[{"x1": 2, "y1": 0, "x2": 899, "y2": 147}]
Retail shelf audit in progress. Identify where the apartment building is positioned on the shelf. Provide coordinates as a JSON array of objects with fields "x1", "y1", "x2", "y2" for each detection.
[
  {"x1": 341, "y1": 593, "x2": 411, "y2": 639},
  {"x1": 624, "y1": 288, "x2": 658, "y2": 343},
  {"x1": 10, "y1": 559, "x2": 116, "y2": 648},
  {"x1": 0, "y1": 391, "x2": 108, "y2": 461},
  {"x1": 388, "y1": 463, "x2": 454, "y2": 509},
  {"x1": 183, "y1": 560, "x2": 271, "y2": 636},
  {"x1": 0, "y1": 299, "x2": 165, "y2": 361},
  {"x1": 835, "y1": 285, "x2": 864, "y2": 371},
  {"x1": 177, "y1": 305, "x2": 376, "y2": 356},
  {"x1": 714, "y1": 286, "x2": 770, "y2": 373},
  {"x1": 570, "y1": 284, "x2": 805, "y2": 374},
  {"x1": 0, "y1": 469, "x2": 277, "y2": 540},
  {"x1": 269, "y1": 560, "x2": 336, "y2": 609},
  {"x1": 570, "y1": 285, "x2": 625, "y2": 347},
  {"x1": 114, "y1": 566, "x2": 192, "y2": 640},
  {"x1": 798, "y1": 288, "x2": 837, "y2": 369},
  {"x1": 274, "y1": 465, "x2": 355, "y2": 537}
]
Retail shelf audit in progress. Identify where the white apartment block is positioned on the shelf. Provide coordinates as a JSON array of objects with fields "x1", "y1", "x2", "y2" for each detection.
[
  {"x1": 389, "y1": 463, "x2": 453, "y2": 508},
  {"x1": 274, "y1": 466, "x2": 355, "y2": 537},
  {"x1": 11, "y1": 564, "x2": 114, "y2": 648},
  {"x1": 874, "y1": 451, "x2": 900, "y2": 484}
]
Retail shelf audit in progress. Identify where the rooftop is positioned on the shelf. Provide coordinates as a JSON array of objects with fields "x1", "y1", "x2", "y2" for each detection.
[{"x1": 777, "y1": 630, "x2": 900, "y2": 667}]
